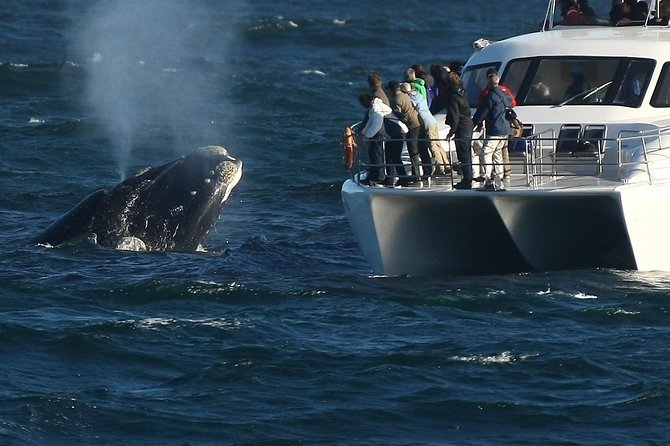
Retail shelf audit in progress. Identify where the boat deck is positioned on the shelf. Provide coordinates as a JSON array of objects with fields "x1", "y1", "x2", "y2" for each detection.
[
  {"x1": 394, "y1": 171, "x2": 626, "y2": 191},
  {"x1": 346, "y1": 124, "x2": 670, "y2": 191}
]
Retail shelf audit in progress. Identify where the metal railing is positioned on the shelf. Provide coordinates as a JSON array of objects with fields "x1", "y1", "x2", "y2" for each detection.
[{"x1": 345, "y1": 124, "x2": 670, "y2": 189}]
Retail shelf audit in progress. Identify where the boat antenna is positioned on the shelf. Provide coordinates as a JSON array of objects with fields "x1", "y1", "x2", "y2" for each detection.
[{"x1": 543, "y1": 0, "x2": 556, "y2": 31}]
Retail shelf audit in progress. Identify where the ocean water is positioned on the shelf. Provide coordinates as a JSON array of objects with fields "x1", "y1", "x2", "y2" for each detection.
[{"x1": 2, "y1": 0, "x2": 670, "y2": 444}]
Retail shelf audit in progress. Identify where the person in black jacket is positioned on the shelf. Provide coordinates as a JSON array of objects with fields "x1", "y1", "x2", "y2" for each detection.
[{"x1": 444, "y1": 70, "x2": 474, "y2": 189}]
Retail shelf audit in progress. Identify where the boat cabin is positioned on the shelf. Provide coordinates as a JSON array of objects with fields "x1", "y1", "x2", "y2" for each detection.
[{"x1": 455, "y1": 0, "x2": 670, "y2": 185}]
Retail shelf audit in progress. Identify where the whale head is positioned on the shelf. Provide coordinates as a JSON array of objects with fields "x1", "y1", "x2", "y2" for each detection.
[{"x1": 33, "y1": 145, "x2": 243, "y2": 251}]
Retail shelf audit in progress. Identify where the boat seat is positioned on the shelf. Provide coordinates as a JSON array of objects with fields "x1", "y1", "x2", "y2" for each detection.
[
  {"x1": 555, "y1": 124, "x2": 582, "y2": 154},
  {"x1": 509, "y1": 124, "x2": 534, "y2": 155},
  {"x1": 553, "y1": 124, "x2": 606, "y2": 175},
  {"x1": 572, "y1": 125, "x2": 606, "y2": 157}
]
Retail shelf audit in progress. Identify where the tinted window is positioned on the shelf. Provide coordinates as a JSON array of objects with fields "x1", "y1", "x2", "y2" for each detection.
[
  {"x1": 500, "y1": 57, "x2": 654, "y2": 107},
  {"x1": 461, "y1": 63, "x2": 499, "y2": 107},
  {"x1": 651, "y1": 62, "x2": 670, "y2": 107}
]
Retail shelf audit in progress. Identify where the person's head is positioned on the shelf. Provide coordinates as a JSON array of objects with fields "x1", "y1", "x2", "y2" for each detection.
[
  {"x1": 487, "y1": 72, "x2": 500, "y2": 87},
  {"x1": 486, "y1": 67, "x2": 499, "y2": 77},
  {"x1": 411, "y1": 64, "x2": 426, "y2": 78},
  {"x1": 358, "y1": 93, "x2": 374, "y2": 108},
  {"x1": 560, "y1": 0, "x2": 579, "y2": 12},
  {"x1": 368, "y1": 72, "x2": 383, "y2": 88},
  {"x1": 386, "y1": 80, "x2": 400, "y2": 93},
  {"x1": 447, "y1": 70, "x2": 461, "y2": 87},
  {"x1": 430, "y1": 63, "x2": 443, "y2": 79},
  {"x1": 400, "y1": 82, "x2": 413, "y2": 94},
  {"x1": 622, "y1": 0, "x2": 637, "y2": 11},
  {"x1": 405, "y1": 68, "x2": 416, "y2": 82},
  {"x1": 448, "y1": 60, "x2": 464, "y2": 75}
]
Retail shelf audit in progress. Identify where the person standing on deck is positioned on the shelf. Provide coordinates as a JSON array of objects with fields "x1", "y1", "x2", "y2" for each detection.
[
  {"x1": 444, "y1": 70, "x2": 475, "y2": 189},
  {"x1": 401, "y1": 82, "x2": 450, "y2": 176},
  {"x1": 472, "y1": 72, "x2": 511, "y2": 189},
  {"x1": 357, "y1": 94, "x2": 395, "y2": 187},
  {"x1": 477, "y1": 68, "x2": 516, "y2": 178},
  {"x1": 387, "y1": 80, "x2": 426, "y2": 185}
]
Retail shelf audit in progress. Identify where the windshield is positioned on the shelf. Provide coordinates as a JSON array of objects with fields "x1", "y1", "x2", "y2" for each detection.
[{"x1": 461, "y1": 57, "x2": 655, "y2": 108}]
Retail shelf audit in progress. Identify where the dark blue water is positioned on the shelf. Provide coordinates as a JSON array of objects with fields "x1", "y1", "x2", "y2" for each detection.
[{"x1": 2, "y1": 1, "x2": 670, "y2": 444}]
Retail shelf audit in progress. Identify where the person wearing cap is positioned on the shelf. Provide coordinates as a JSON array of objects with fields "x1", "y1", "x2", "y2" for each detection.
[
  {"x1": 472, "y1": 72, "x2": 512, "y2": 188},
  {"x1": 477, "y1": 68, "x2": 516, "y2": 108},
  {"x1": 477, "y1": 68, "x2": 517, "y2": 178}
]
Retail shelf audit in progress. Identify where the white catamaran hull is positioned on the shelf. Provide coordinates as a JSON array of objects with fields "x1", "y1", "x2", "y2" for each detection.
[{"x1": 342, "y1": 179, "x2": 670, "y2": 275}]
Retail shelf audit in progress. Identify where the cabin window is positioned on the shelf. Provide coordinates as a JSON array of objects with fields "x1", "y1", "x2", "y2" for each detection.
[
  {"x1": 502, "y1": 59, "x2": 530, "y2": 102},
  {"x1": 496, "y1": 57, "x2": 654, "y2": 107},
  {"x1": 651, "y1": 62, "x2": 670, "y2": 107},
  {"x1": 461, "y1": 63, "x2": 500, "y2": 107}
]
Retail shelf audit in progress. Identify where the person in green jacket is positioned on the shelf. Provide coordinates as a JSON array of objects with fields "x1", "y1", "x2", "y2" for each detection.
[{"x1": 405, "y1": 68, "x2": 427, "y2": 102}]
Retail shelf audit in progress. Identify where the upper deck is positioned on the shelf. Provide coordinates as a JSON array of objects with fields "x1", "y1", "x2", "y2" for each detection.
[
  {"x1": 479, "y1": 26, "x2": 670, "y2": 62},
  {"x1": 461, "y1": 12, "x2": 670, "y2": 129}
]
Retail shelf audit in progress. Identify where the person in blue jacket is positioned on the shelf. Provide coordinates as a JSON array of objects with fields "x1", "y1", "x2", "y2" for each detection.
[{"x1": 472, "y1": 72, "x2": 511, "y2": 187}]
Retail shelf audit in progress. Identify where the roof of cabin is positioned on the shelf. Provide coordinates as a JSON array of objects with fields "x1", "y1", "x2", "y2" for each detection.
[{"x1": 470, "y1": 26, "x2": 670, "y2": 64}]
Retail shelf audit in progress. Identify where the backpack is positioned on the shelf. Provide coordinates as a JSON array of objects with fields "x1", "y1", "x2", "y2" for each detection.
[{"x1": 493, "y1": 88, "x2": 517, "y2": 122}]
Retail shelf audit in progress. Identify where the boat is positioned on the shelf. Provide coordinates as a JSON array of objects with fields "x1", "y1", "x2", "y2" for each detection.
[{"x1": 341, "y1": 0, "x2": 670, "y2": 276}]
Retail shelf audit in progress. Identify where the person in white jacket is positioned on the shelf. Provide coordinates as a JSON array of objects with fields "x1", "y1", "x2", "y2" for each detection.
[{"x1": 357, "y1": 93, "x2": 407, "y2": 187}]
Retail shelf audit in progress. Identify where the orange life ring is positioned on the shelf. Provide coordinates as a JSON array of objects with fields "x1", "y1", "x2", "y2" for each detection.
[{"x1": 342, "y1": 126, "x2": 356, "y2": 170}]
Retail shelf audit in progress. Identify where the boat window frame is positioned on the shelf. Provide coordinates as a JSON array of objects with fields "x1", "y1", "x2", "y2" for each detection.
[
  {"x1": 496, "y1": 56, "x2": 655, "y2": 108},
  {"x1": 651, "y1": 62, "x2": 670, "y2": 107}
]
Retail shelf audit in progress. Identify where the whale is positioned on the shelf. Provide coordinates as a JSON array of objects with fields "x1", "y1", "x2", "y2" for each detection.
[{"x1": 33, "y1": 145, "x2": 242, "y2": 251}]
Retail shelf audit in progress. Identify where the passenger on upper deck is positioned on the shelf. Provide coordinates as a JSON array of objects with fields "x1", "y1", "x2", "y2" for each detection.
[
  {"x1": 611, "y1": 0, "x2": 629, "y2": 22},
  {"x1": 660, "y1": 0, "x2": 670, "y2": 23},
  {"x1": 560, "y1": 0, "x2": 584, "y2": 23},
  {"x1": 578, "y1": 0, "x2": 597, "y2": 18},
  {"x1": 610, "y1": 0, "x2": 647, "y2": 24}
]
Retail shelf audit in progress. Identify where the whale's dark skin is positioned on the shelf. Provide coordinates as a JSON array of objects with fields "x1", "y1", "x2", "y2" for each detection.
[{"x1": 33, "y1": 145, "x2": 242, "y2": 251}]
